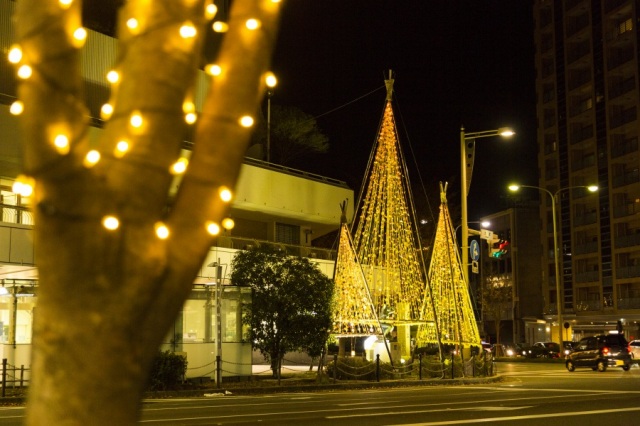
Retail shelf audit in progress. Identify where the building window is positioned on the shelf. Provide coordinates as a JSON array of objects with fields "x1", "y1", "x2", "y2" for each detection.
[{"x1": 276, "y1": 223, "x2": 300, "y2": 245}]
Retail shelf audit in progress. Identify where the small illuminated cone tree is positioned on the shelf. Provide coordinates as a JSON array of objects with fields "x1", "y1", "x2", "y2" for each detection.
[
  {"x1": 332, "y1": 221, "x2": 383, "y2": 338},
  {"x1": 11, "y1": 1, "x2": 280, "y2": 424},
  {"x1": 417, "y1": 183, "x2": 481, "y2": 350},
  {"x1": 351, "y1": 74, "x2": 436, "y2": 358}
]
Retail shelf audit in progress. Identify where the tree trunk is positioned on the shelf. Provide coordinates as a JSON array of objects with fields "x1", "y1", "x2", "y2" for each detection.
[{"x1": 13, "y1": 1, "x2": 280, "y2": 424}]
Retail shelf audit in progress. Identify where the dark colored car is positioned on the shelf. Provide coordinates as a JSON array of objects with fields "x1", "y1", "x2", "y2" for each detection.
[
  {"x1": 562, "y1": 341, "x2": 576, "y2": 357},
  {"x1": 531, "y1": 341, "x2": 561, "y2": 358},
  {"x1": 566, "y1": 334, "x2": 632, "y2": 372}
]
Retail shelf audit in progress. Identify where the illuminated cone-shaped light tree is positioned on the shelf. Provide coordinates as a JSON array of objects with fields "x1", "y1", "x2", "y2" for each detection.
[
  {"x1": 332, "y1": 203, "x2": 383, "y2": 338},
  {"x1": 351, "y1": 73, "x2": 435, "y2": 358},
  {"x1": 417, "y1": 183, "x2": 481, "y2": 349}
]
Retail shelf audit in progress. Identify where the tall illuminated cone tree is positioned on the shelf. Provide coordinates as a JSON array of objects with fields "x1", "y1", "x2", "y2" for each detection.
[
  {"x1": 331, "y1": 203, "x2": 383, "y2": 338},
  {"x1": 417, "y1": 183, "x2": 481, "y2": 348},
  {"x1": 351, "y1": 73, "x2": 437, "y2": 357}
]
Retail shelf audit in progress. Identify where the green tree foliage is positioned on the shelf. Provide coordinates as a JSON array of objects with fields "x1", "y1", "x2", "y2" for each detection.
[
  {"x1": 252, "y1": 105, "x2": 329, "y2": 166},
  {"x1": 480, "y1": 274, "x2": 513, "y2": 345},
  {"x1": 230, "y1": 245, "x2": 333, "y2": 377}
]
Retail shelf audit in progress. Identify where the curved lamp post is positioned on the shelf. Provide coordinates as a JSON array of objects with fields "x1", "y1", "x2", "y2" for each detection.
[
  {"x1": 460, "y1": 127, "x2": 514, "y2": 288},
  {"x1": 508, "y1": 183, "x2": 598, "y2": 346}
]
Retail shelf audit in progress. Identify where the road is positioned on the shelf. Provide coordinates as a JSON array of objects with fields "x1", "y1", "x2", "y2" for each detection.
[{"x1": 2, "y1": 362, "x2": 640, "y2": 425}]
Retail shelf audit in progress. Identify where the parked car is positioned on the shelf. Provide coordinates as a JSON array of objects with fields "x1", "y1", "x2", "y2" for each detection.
[
  {"x1": 565, "y1": 334, "x2": 632, "y2": 372},
  {"x1": 630, "y1": 340, "x2": 640, "y2": 359},
  {"x1": 531, "y1": 341, "x2": 561, "y2": 358}
]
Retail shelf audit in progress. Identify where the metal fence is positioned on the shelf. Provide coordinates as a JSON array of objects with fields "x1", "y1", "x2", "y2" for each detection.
[{"x1": 1, "y1": 358, "x2": 30, "y2": 397}]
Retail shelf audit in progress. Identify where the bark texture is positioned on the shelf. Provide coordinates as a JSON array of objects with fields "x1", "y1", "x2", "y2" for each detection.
[{"x1": 13, "y1": 1, "x2": 280, "y2": 424}]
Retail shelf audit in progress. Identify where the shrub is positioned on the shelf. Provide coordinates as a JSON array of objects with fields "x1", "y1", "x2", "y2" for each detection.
[{"x1": 147, "y1": 351, "x2": 187, "y2": 391}]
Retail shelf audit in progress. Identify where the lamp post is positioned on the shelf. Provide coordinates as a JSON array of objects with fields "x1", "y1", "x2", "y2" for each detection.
[
  {"x1": 265, "y1": 73, "x2": 277, "y2": 163},
  {"x1": 460, "y1": 127, "x2": 514, "y2": 289},
  {"x1": 508, "y1": 184, "x2": 598, "y2": 346}
]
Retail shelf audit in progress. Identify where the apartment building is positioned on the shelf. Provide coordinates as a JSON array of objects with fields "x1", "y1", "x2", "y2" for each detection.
[{"x1": 533, "y1": 0, "x2": 640, "y2": 340}]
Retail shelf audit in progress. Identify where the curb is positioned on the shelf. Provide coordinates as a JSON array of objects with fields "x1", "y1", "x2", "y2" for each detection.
[{"x1": 1, "y1": 375, "x2": 504, "y2": 405}]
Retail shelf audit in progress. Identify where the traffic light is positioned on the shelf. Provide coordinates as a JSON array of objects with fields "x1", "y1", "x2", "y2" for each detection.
[{"x1": 488, "y1": 235, "x2": 509, "y2": 259}]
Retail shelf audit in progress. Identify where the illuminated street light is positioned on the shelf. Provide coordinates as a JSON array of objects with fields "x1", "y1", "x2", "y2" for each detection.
[
  {"x1": 460, "y1": 127, "x2": 514, "y2": 289},
  {"x1": 508, "y1": 183, "x2": 598, "y2": 346},
  {"x1": 265, "y1": 72, "x2": 277, "y2": 163}
]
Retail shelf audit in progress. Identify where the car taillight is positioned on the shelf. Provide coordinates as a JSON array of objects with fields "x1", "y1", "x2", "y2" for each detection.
[{"x1": 602, "y1": 347, "x2": 610, "y2": 355}]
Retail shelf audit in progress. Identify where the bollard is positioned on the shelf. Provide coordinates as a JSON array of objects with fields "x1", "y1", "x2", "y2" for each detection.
[
  {"x1": 376, "y1": 354, "x2": 380, "y2": 382},
  {"x1": 419, "y1": 353, "x2": 423, "y2": 380},
  {"x1": 333, "y1": 354, "x2": 337, "y2": 383},
  {"x1": 451, "y1": 352, "x2": 454, "y2": 378},
  {"x1": 216, "y1": 355, "x2": 222, "y2": 389},
  {"x1": 1, "y1": 358, "x2": 6, "y2": 397}
]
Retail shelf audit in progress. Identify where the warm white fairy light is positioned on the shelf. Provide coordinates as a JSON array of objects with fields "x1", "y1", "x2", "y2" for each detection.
[
  {"x1": 205, "y1": 64, "x2": 222, "y2": 76},
  {"x1": 155, "y1": 222, "x2": 170, "y2": 239},
  {"x1": 17, "y1": 65, "x2": 32, "y2": 79},
  {"x1": 114, "y1": 140, "x2": 129, "y2": 157},
  {"x1": 8, "y1": 45, "x2": 22, "y2": 64},
  {"x1": 179, "y1": 22, "x2": 197, "y2": 39},
  {"x1": 219, "y1": 186, "x2": 233, "y2": 202},
  {"x1": 185, "y1": 112, "x2": 197, "y2": 124},
  {"x1": 205, "y1": 3, "x2": 218, "y2": 19},
  {"x1": 126, "y1": 18, "x2": 139, "y2": 32},
  {"x1": 130, "y1": 112, "x2": 143, "y2": 128},
  {"x1": 72, "y1": 27, "x2": 87, "y2": 47},
  {"x1": 84, "y1": 150, "x2": 101, "y2": 167},
  {"x1": 12, "y1": 175, "x2": 34, "y2": 197},
  {"x1": 100, "y1": 103, "x2": 114, "y2": 119},
  {"x1": 102, "y1": 215, "x2": 120, "y2": 230},
  {"x1": 239, "y1": 115, "x2": 254, "y2": 127},
  {"x1": 245, "y1": 19, "x2": 261, "y2": 30},
  {"x1": 73, "y1": 27, "x2": 87, "y2": 41},
  {"x1": 221, "y1": 218, "x2": 235, "y2": 230},
  {"x1": 9, "y1": 101, "x2": 24, "y2": 115},
  {"x1": 206, "y1": 221, "x2": 220, "y2": 236},
  {"x1": 170, "y1": 158, "x2": 189, "y2": 174},
  {"x1": 53, "y1": 134, "x2": 69, "y2": 153},
  {"x1": 212, "y1": 21, "x2": 229, "y2": 32},
  {"x1": 106, "y1": 70, "x2": 119, "y2": 84}
]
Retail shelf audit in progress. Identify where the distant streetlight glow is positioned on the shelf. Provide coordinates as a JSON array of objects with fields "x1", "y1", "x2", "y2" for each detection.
[
  {"x1": 508, "y1": 183, "x2": 598, "y2": 346},
  {"x1": 460, "y1": 126, "x2": 514, "y2": 288}
]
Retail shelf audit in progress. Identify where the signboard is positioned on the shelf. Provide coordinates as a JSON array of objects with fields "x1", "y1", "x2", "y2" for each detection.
[{"x1": 470, "y1": 239, "x2": 480, "y2": 261}]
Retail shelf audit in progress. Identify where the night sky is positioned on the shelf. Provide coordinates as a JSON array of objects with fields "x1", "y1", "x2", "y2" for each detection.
[
  {"x1": 83, "y1": 1, "x2": 539, "y2": 223},
  {"x1": 269, "y1": 1, "x2": 538, "y2": 222}
]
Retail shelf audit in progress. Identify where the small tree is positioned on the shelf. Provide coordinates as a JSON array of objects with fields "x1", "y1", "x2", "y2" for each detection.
[
  {"x1": 230, "y1": 245, "x2": 333, "y2": 378},
  {"x1": 480, "y1": 274, "x2": 512, "y2": 345},
  {"x1": 251, "y1": 105, "x2": 329, "y2": 166}
]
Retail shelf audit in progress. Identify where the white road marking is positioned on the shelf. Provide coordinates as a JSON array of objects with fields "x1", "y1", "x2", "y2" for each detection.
[{"x1": 386, "y1": 406, "x2": 640, "y2": 425}]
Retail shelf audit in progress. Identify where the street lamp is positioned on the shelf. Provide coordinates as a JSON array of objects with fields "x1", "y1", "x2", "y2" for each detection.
[
  {"x1": 460, "y1": 127, "x2": 514, "y2": 289},
  {"x1": 265, "y1": 72, "x2": 277, "y2": 163},
  {"x1": 508, "y1": 183, "x2": 598, "y2": 346}
]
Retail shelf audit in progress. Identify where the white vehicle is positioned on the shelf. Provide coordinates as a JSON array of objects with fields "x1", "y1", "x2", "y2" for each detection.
[{"x1": 629, "y1": 340, "x2": 640, "y2": 359}]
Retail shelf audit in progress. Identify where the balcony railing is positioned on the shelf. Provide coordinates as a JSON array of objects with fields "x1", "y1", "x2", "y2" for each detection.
[
  {"x1": 215, "y1": 236, "x2": 337, "y2": 261},
  {"x1": 0, "y1": 204, "x2": 34, "y2": 225},
  {"x1": 617, "y1": 297, "x2": 640, "y2": 310},
  {"x1": 616, "y1": 264, "x2": 640, "y2": 279},
  {"x1": 614, "y1": 232, "x2": 640, "y2": 248},
  {"x1": 573, "y1": 240, "x2": 598, "y2": 255},
  {"x1": 575, "y1": 270, "x2": 599, "y2": 283}
]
